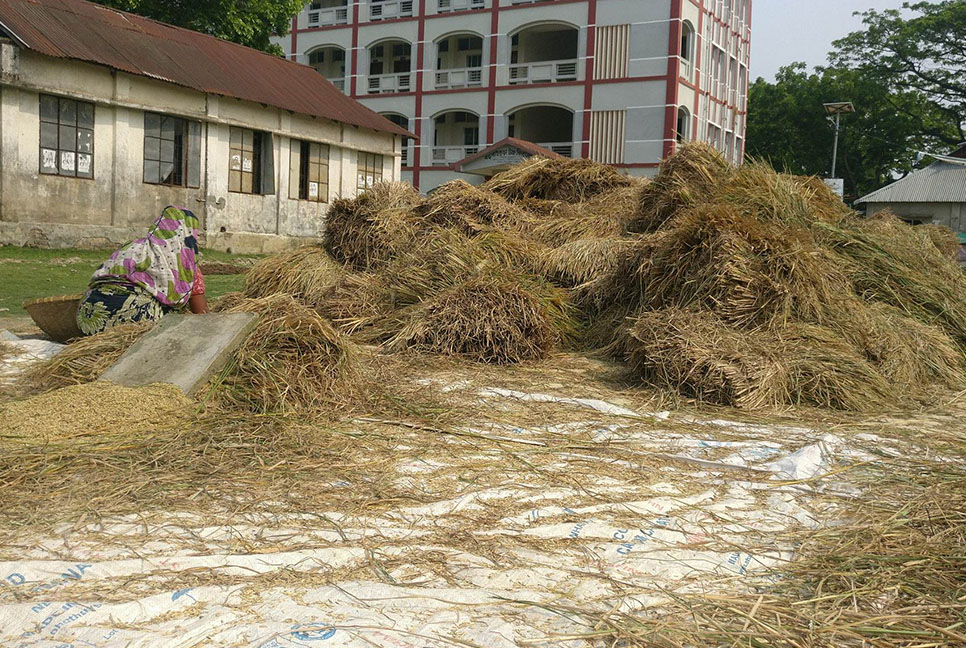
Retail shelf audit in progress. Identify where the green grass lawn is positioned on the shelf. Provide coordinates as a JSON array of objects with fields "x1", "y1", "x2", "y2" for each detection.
[{"x1": 0, "y1": 246, "x2": 255, "y2": 317}]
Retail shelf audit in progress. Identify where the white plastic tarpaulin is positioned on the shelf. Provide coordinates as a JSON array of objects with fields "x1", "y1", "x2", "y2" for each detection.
[{"x1": 0, "y1": 378, "x2": 875, "y2": 647}]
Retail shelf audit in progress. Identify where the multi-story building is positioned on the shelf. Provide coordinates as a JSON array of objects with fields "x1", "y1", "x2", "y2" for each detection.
[{"x1": 276, "y1": 0, "x2": 751, "y2": 192}]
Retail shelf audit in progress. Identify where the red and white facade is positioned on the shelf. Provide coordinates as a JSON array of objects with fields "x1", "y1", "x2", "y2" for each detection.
[{"x1": 276, "y1": 0, "x2": 751, "y2": 192}]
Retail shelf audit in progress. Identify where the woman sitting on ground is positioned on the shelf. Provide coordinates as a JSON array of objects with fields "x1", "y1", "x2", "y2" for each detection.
[{"x1": 76, "y1": 206, "x2": 208, "y2": 335}]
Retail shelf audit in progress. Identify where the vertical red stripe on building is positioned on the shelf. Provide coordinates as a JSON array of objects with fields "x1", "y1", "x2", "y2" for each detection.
[
  {"x1": 412, "y1": 0, "x2": 428, "y2": 188},
  {"x1": 485, "y1": 0, "x2": 501, "y2": 147},
  {"x1": 663, "y1": 0, "x2": 683, "y2": 158},
  {"x1": 350, "y1": 3, "x2": 360, "y2": 97},
  {"x1": 581, "y1": 0, "x2": 597, "y2": 159},
  {"x1": 290, "y1": 16, "x2": 298, "y2": 61}
]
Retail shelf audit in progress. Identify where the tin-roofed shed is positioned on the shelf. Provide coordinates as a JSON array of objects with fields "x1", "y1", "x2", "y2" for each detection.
[
  {"x1": 0, "y1": 0, "x2": 414, "y2": 253},
  {"x1": 856, "y1": 145, "x2": 966, "y2": 237}
]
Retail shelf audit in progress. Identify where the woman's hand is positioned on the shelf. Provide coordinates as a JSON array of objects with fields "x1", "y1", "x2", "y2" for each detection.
[{"x1": 189, "y1": 294, "x2": 209, "y2": 314}]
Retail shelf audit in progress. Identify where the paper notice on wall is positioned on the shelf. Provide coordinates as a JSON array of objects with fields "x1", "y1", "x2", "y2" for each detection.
[
  {"x1": 308, "y1": 182, "x2": 319, "y2": 198},
  {"x1": 243, "y1": 157, "x2": 253, "y2": 172},
  {"x1": 230, "y1": 154, "x2": 242, "y2": 171},
  {"x1": 366, "y1": 175, "x2": 374, "y2": 187},
  {"x1": 60, "y1": 151, "x2": 75, "y2": 172},
  {"x1": 41, "y1": 148, "x2": 58, "y2": 172},
  {"x1": 77, "y1": 154, "x2": 92, "y2": 175}
]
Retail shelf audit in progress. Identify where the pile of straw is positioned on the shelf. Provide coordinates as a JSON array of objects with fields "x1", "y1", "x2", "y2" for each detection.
[
  {"x1": 17, "y1": 322, "x2": 152, "y2": 393},
  {"x1": 627, "y1": 309, "x2": 897, "y2": 411},
  {"x1": 322, "y1": 225, "x2": 565, "y2": 352},
  {"x1": 324, "y1": 181, "x2": 423, "y2": 270},
  {"x1": 483, "y1": 156, "x2": 641, "y2": 202},
  {"x1": 15, "y1": 291, "x2": 358, "y2": 416},
  {"x1": 415, "y1": 180, "x2": 529, "y2": 233},
  {"x1": 243, "y1": 245, "x2": 345, "y2": 309},
  {"x1": 25, "y1": 146, "x2": 964, "y2": 411},
  {"x1": 212, "y1": 292, "x2": 358, "y2": 413},
  {"x1": 629, "y1": 142, "x2": 732, "y2": 233},
  {"x1": 565, "y1": 143, "x2": 966, "y2": 409},
  {"x1": 390, "y1": 277, "x2": 569, "y2": 364}
]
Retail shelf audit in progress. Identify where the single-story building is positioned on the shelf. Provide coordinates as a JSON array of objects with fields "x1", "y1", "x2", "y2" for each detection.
[
  {"x1": 856, "y1": 145, "x2": 966, "y2": 238},
  {"x1": 453, "y1": 138, "x2": 564, "y2": 182},
  {"x1": 0, "y1": 0, "x2": 412, "y2": 253}
]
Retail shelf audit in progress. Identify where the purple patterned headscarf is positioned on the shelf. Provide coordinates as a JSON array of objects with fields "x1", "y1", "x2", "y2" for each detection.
[{"x1": 89, "y1": 206, "x2": 201, "y2": 307}]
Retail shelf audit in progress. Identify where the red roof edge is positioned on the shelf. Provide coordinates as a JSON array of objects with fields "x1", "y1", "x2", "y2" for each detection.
[{"x1": 0, "y1": 0, "x2": 414, "y2": 139}]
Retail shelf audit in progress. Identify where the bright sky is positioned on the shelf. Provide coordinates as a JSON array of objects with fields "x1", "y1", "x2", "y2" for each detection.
[{"x1": 750, "y1": 0, "x2": 911, "y2": 81}]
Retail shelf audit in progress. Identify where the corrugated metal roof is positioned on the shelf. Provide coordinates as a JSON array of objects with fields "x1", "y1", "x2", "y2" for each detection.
[
  {"x1": 856, "y1": 160, "x2": 966, "y2": 204},
  {"x1": 0, "y1": 0, "x2": 412, "y2": 138}
]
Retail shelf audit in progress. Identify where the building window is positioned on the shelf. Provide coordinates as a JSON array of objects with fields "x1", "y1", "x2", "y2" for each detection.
[
  {"x1": 357, "y1": 152, "x2": 384, "y2": 190},
  {"x1": 229, "y1": 127, "x2": 274, "y2": 195},
  {"x1": 676, "y1": 106, "x2": 692, "y2": 143},
  {"x1": 39, "y1": 94, "x2": 94, "y2": 178},
  {"x1": 681, "y1": 21, "x2": 696, "y2": 80},
  {"x1": 382, "y1": 114, "x2": 411, "y2": 167},
  {"x1": 289, "y1": 140, "x2": 330, "y2": 202},
  {"x1": 143, "y1": 113, "x2": 201, "y2": 187}
]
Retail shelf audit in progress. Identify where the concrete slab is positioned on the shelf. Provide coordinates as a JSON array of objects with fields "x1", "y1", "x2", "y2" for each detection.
[{"x1": 99, "y1": 313, "x2": 258, "y2": 395}]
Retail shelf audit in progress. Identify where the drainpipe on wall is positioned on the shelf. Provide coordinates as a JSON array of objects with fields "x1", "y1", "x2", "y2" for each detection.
[
  {"x1": 0, "y1": 80, "x2": 4, "y2": 223},
  {"x1": 110, "y1": 69, "x2": 118, "y2": 227}
]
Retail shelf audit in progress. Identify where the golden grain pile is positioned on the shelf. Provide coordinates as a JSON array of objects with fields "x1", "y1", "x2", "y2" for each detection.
[
  {"x1": 0, "y1": 381, "x2": 192, "y2": 441},
  {"x1": 16, "y1": 144, "x2": 966, "y2": 411}
]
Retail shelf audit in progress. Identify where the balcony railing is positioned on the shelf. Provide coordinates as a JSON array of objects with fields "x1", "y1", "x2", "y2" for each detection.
[
  {"x1": 680, "y1": 59, "x2": 694, "y2": 82},
  {"x1": 431, "y1": 145, "x2": 479, "y2": 166},
  {"x1": 509, "y1": 0, "x2": 553, "y2": 4},
  {"x1": 538, "y1": 142, "x2": 573, "y2": 157},
  {"x1": 508, "y1": 59, "x2": 578, "y2": 85},
  {"x1": 370, "y1": 0, "x2": 414, "y2": 20},
  {"x1": 437, "y1": 0, "x2": 486, "y2": 12},
  {"x1": 330, "y1": 77, "x2": 346, "y2": 92},
  {"x1": 367, "y1": 72, "x2": 412, "y2": 94},
  {"x1": 435, "y1": 67, "x2": 484, "y2": 89},
  {"x1": 305, "y1": 6, "x2": 348, "y2": 27}
]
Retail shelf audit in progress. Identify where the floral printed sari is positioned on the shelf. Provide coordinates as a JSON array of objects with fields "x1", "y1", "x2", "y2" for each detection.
[{"x1": 77, "y1": 207, "x2": 204, "y2": 335}]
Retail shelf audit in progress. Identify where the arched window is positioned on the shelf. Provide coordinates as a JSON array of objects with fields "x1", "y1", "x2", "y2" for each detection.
[
  {"x1": 306, "y1": 46, "x2": 347, "y2": 92},
  {"x1": 676, "y1": 106, "x2": 691, "y2": 143},
  {"x1": 434, "y1": 33, "x2": 484, "y2": 89},
  {"x1": 367, "y1": 40, "x2": 412, "y2": 93},
  {"x1": 432, "y1": 110, "x2": 481, "y2": 165},
  {"x1": 681, "y1": 21, "x2": 695, "y2": 80},
  {"x1": 507, "y1": 105, "x2": 575, "y2": 157},
  {"x1": 509, "y1": 23, "x2": 579, "y2": 84}
]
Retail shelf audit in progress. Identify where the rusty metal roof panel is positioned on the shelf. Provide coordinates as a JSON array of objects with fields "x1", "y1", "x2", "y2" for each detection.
[
  {"x1": 856, "y1": 161, "x2": 966, "y2": 204},
  {"x1": 0, "y1": 0, "x2": 412, "y2": 138}
]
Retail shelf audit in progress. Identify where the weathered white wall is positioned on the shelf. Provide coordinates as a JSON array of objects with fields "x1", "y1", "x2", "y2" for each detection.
[
  {"x1": 0, "y1": 44, "x2": 401, "y2": 253},
  {"x1": 865, "y1": 202, "x2": 966, "y2": 233}
]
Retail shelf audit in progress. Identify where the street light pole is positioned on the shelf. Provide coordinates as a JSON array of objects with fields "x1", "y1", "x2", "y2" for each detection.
[
  {"x1": 823, "y1": 102, "x2": 855, "y2": 180},
  {"x1": 831, "y1": 112, "x2": 841, "y2": 178}
]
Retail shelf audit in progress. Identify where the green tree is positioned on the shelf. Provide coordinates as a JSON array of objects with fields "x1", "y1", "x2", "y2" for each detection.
[
  {"x1": 831, "y1": 1, "x2": 966, "y2": 145},
  {"x1": 747, "y1": 63, "x2": 937, "y2": 201},
  {"x1": 93, "y1": 0, "x2": 305, "y2": 55}
]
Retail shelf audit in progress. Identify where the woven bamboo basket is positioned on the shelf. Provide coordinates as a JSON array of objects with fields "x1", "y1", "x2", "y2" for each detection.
[{"x1": 22, "y1": 294, "x2": 84, "y2": 343}]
